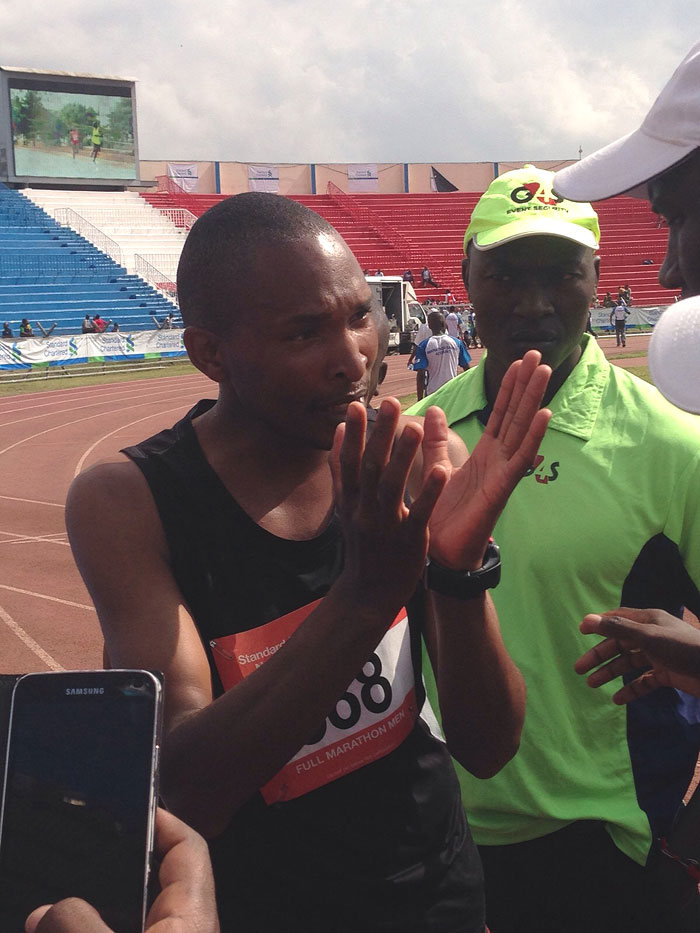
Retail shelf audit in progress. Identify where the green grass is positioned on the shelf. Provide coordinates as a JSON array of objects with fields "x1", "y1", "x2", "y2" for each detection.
[
  {"x1": 625, "y1": 365, "x2": 651, "y2": 383},
  {"x1": 398, "y1": 392, "x2": 418, "y2": 411},
  {"x1": 0, "y1": 359, "x2": 199, "y2": 397}
]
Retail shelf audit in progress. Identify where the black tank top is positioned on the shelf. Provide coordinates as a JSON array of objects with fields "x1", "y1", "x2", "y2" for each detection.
[{"x1": 123, "y1": 400, "x2": 484, "y2": 933}]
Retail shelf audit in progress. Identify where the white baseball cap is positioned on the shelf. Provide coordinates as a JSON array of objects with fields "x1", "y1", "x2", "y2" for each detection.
[
  {"x1": 553, "y1": 41, "x2": 700, "y2": 202},
  {"x1": 648, "y1": 297, "x2": 700, "y2": 414}
]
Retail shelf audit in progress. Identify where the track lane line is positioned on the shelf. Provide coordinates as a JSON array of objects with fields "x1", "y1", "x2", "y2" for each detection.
[
  {"x1": 0, "y1": 584, "x2": 94, "y2": 611},
  {"x1": 0, "y1": 601, "x2": 64, "y2": 671}
]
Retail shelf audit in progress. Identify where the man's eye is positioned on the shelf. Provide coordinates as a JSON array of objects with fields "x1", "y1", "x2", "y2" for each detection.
[{"x1": 488, "y1": 273, "x2": 511, "y2": 283}]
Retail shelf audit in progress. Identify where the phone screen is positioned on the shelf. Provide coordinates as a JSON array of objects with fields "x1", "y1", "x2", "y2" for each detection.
[{"x1": 0, "y1": 671, "x2": 160, "y2": 933}]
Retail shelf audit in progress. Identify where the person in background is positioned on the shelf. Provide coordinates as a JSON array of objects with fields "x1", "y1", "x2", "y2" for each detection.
[
  {"x1": 610, "y1": 299, "x2": 630, "y2": 346},
  {"x1": 2, "y1": 322, "x2": 12, "y2": 338},
  {"x1": 554, "y1": 40, "x2": 700, "y2": 761},
  {"x1": 412, "y1": 309, "x2": 471, "y2": 400},
  {"x1": 82, "y1": 315, "x2": 95, "y2": 334},
  {"x1": 19, "y1": 319, "x2": 33, "y2": 338},
  {"x1": 409, "y1": 164, "x2": 700, "y2": 933}
]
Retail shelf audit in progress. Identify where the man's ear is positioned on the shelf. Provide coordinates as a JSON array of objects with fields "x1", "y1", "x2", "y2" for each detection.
[{"x1": 183, "y1": 326, "x2": 227, "y2": 383}]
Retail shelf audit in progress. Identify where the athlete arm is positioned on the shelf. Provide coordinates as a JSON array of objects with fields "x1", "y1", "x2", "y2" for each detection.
[
  {"x1": 67, "y1": 406, "x2": 444, "y2": 839},
  {"x1": 417, "y1": 351, "x2": 552, "y2": 775}
]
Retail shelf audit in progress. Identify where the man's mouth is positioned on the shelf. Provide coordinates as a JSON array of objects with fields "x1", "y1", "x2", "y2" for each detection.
[{"x1": 316, "y1": 391, "x2": 367, "y2": 412}]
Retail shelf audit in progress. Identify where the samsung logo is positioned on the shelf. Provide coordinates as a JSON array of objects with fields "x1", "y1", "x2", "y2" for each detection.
[{"x1": 65, "y1": 688, "x2": 105, "y2": 695}]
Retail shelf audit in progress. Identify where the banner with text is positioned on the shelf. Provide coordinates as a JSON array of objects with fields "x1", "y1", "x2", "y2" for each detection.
[
  {"x1": 0, "y1": 330, "x2": 187, "y2": 370},
  {"x1": 348, "y1": 163, "x2": 378, "y2": 192},
  {"x1": 248, "y1": 164, "x2": 280, "y2": 193},
  {"x1": 591, "y1": 306, "x2": 666, "y2": 332},
  {"x1": 167, "y1": 163, "x2": 199, "y2": 193}
]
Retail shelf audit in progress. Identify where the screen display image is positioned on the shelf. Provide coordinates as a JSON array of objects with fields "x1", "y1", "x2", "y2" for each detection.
[
  {"x1": 9, "y1": 84, "x2": 137, "y2": 180},
  {"x1": 0, "y1": 671, "x2": 160, "y2": 932}
]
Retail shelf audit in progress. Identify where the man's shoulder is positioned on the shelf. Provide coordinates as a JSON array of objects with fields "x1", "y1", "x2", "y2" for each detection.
[
  {"x1": 406, "y1": 364, "x2": 482, "y2": 421},
  {"x1": 606, "y1": 364, "x2": 700, "y2": 444}
]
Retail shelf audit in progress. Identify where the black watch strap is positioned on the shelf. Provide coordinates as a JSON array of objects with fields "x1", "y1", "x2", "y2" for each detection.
[{"x1": 425, "y1": 540, "x2": 501, "y2": 599}]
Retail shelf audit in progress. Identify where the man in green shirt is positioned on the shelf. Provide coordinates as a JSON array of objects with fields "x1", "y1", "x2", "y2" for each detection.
[{"x1": 408, "y1": 163, "x2": 700, "y2": 933}]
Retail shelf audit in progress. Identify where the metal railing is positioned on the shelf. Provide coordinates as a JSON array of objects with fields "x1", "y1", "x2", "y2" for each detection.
[
  {"x1": 134, "y1": 254, "x2": 178, "y2": 304},
  {"x1": 326, "y1": 182, "x2": 461, "y2": 296},
  {"x1": 157, "y1": 207, "x2": 198, "y2": 230},
  {"x1": 51, "y1": 207, "x2": 183, "y2": 230},
  {"x1": 155, "y1": 175, "x2": 201, "y2": 214},
  {"x1": 53, "y1": 208, "x2": 124, "y2": 267}
]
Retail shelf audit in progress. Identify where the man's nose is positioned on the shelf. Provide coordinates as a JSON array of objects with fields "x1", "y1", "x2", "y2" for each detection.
[
  {"x1": 328, "y1": 328, "x2": 370, "y2": 382},
  {"x1": 512, "y1": 281, "x2": 554, "y2": 318}
]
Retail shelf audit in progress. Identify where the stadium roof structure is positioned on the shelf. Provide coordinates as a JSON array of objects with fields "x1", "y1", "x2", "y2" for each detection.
[{"x1": 0, "y1": 66, "x2": 137, "y2": 82}]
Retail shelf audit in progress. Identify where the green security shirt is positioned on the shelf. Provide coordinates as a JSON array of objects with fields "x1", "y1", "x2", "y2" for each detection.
[{"x1": 407, "y1": 334, "x2": 700, "y2": 865}]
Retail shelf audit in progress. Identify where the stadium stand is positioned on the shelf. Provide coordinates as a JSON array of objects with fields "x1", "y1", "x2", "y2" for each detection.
[
  {"x1": 142, "y1": 186, "x2": 678, "y2": 307},
  {"x1": 0, "y1": 184, "x2": 179, "y2": 336}
]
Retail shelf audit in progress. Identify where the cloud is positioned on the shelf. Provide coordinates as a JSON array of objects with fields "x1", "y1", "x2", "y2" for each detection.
[{"x1": 1, "y1": 0, "x2": 700, "y2": 164}]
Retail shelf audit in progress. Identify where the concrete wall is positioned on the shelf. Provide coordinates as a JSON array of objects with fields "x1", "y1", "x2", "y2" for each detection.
[{"x1": 137, "y1": 158, "x2": 579, "y2": 196}]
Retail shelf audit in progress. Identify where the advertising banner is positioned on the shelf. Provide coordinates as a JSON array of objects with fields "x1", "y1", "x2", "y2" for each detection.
[
  {"x1": 167, "y1": 163, "x2": 199, "y2": 193},
  {"x1": 591, "y1": 306, "x2": 666, "y2": 332},
  {"x1": 0, "y1": 330, "x2": 187, "y2": 370},
  {"x1": 348, "y1": 163, "x2": 378, "y2": 192},
  {"x1": 247, "y1": 164, "x2": 280, "y2": 193}
]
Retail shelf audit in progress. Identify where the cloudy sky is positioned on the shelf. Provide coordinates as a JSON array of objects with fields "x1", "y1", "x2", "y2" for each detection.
[{"x1": 2, "y1": 0, "x2": 699, "y2": 165}]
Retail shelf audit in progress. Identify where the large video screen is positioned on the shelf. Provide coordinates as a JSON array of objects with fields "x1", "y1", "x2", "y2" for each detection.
[{"x1": 9, "y1": 83, "x2": 137, "y2": 180}]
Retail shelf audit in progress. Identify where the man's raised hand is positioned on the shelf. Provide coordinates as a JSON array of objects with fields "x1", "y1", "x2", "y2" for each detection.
[{"x1": 423, "y1": 349, "x2": 552, "y2": 570}]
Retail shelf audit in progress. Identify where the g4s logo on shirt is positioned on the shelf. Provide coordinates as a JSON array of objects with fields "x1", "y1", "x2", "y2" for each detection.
[{"x1": 524, "y1": 455, "x2": 560, "y2": 484}]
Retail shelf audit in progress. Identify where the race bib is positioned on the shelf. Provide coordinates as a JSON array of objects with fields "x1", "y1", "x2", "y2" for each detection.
[{"x1": 210, "y1": 601, "x2": 417, "y2": 803}]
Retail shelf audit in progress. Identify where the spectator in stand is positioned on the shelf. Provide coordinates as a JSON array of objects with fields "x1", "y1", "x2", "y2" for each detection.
[
  {"x1": 421, "y1": 265, "x2": 439, "y2": 288},
  {"x1": 375, "y1": 268, "x2": 384, "y2": 276},
  {"x1": 2, "y1": 322, "x2": 12, "y2": 338},
  {"x1": 412, "y1": 309, "x2": 471, "y2": 400},
  {"x1": 112, "y1": 322, "x2": 120, "y2": 333},
  {"x1": 444, "y1": 288, "x2": 455, "y2": 304},
  {"x1": 602, "y1": 291, "x2": 615, "y2": 307},
  {"x1": 19, "y1": 319, "x2": 33, "y2": 337},
  {"x1": 622, "y1": 283, "x2": 633, "y2": 305},
  {"x1": 82, "y1": 315, "x2": 95, "y2": 334},
  {"x1": 402, "y1": 269, "x2": 415, "y2": 284},
  {"x1": 93, "y1": 314, "x2": 110, "y2": 333}
]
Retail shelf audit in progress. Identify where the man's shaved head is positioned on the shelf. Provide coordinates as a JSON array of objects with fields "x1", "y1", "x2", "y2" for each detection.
[{"x1": 177, "y1": 192, "x2": 342, "y2": 332}]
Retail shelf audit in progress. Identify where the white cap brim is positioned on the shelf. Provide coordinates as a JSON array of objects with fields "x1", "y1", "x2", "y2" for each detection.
[
  {"x1": 648, "y1": 297, "x2": 700, "y2": 414},
  {"x1": 553, "y1": 129, "x2": 697, "y2": 203}
]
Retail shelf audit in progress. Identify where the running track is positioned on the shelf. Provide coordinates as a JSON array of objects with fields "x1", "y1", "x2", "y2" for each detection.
[{"x1": 0, "y1": 335, "x2": 651, "y2": 676}]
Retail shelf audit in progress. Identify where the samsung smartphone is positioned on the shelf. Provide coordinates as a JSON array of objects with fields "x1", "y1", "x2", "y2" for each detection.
[{"x1": 0, "y1": 670, "x2": 162, "y2": 933}]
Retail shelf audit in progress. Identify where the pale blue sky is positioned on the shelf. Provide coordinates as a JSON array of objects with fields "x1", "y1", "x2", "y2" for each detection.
[{"x1": 2, "y1": 0, "x2": 698, "y2": 164}]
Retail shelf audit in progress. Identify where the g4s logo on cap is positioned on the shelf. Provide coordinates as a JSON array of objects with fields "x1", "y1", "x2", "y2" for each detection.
[{"x1": 511, "y1": 182, "x2": 564, "y2": 206}]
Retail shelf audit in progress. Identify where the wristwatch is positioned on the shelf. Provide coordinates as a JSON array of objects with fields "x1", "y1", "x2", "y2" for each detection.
[{"x1": 425, "y1": 540, "x2": 501, "y2": 599}]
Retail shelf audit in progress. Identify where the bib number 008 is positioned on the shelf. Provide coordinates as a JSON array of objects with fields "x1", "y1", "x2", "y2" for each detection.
[{"x1": 306, "y1": 653, "x2": 392, "y2": 745}]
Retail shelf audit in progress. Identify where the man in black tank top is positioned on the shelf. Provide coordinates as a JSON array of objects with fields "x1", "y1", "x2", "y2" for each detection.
[{"x1": 65, "y1": 193, "x2": 552, "y2": 932}]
